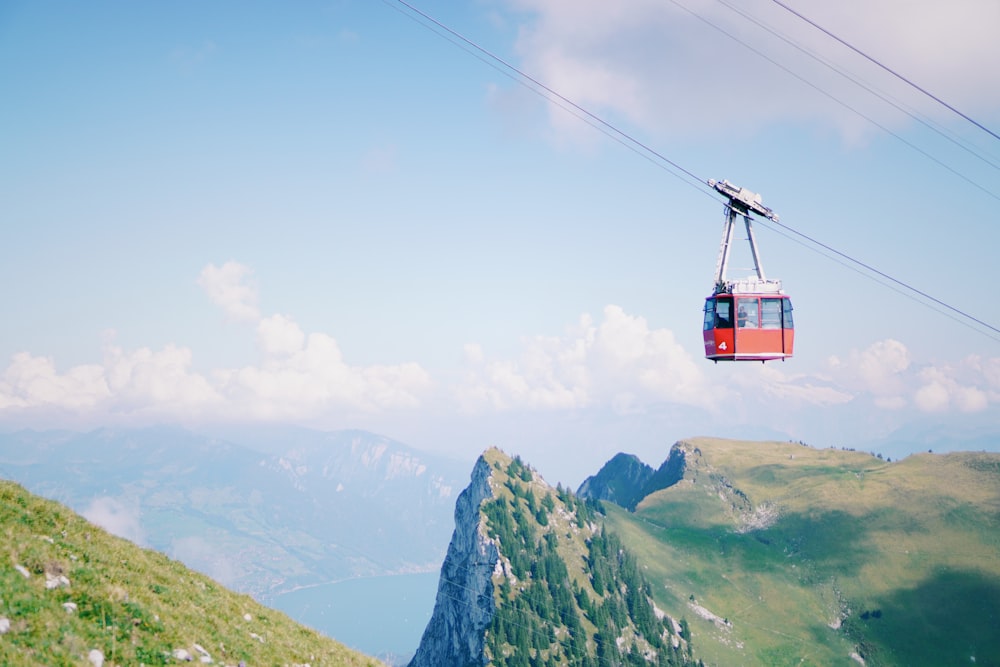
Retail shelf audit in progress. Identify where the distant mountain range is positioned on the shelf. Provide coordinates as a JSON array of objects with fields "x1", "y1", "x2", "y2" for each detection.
[
  {"x1": 0, "y1": 426, "x2": 469, "y2": 603},
  {"x1": 576, "y1": 447, "x2": 685, "y2": 510},
  {"x1": 7, "y1": 426, "x2": 999, "y2": 665}
]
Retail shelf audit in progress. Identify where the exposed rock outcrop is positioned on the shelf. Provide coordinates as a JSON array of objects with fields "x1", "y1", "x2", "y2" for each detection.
[
  {"x1": 410, "y1": 448, "x2": 694, "y2": 666},
  {"x1": 408, "y1": 455, "x2": 498, "y2": 667}
]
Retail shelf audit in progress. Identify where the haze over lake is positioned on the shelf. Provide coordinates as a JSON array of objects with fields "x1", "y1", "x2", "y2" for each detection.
[{"x1": 271, "y1": 571, "x2": 439, "y2": 660}]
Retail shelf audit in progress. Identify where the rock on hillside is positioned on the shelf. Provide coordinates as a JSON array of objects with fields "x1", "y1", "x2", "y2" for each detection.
[{"x1": 409, "y1": 448, "x2": 697, "y2": 667}]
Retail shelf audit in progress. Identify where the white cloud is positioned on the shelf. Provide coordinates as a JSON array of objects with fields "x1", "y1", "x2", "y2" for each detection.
[
  {"x1": 3, "y1": 258, "x2": 996, "y2": 437},
  {"x1": 825, "y1": 342, "x2": 997, "y2": 415},
  {"x1": 857, "y1": 339, "x2": 911, "y2": 390},
  {"x1": 458, "y1": 304, "x2": 710, "y2": 413},
  {"x1": 257, "y1": 314, "x2": 306, "y2": 358},
  {"x1": 914, "y1": 365, "x2": 990, "y2": 414},
  {"x1": 82, "y1": 497, "x2": 145, "y2": 545},
  {"x1": 0, "y1": 333, "x2": 430, "y2": 423},
  {"x1": 914, "y1": 378, "x2": 950, "y2": 413},
  {"x1": 197, "y1": 261, "x2": 260, "y2": 322},
  {"x1": 218, "y1": 327, "x2": 432, "y2": 417},
  {"x1": 826, "y1": 338, "x2": 910, "y2": 406},
  {"x1": 745, "y1": 364, "x2": 854, "y2": 407},
  {"x1": 170, "y1": 535, "x2": 237, "y2": 586},
  {"x1": 966, "y1": 355, "x2": 1000, "y2": 396},
  {"x1": 0, "y1": 353, "x2": 110, "y2": 411},
  {"x1": 955, "y1": 386, "x2": 989, "y2": 413},
  {"x1": 0, "y1": 265, "x2": 432, "y2": 423},
  {"x1": 502, "y1": 0, "x2": 1000, "y2": 140},
  {"x1": 463, "y1": 342, "x2": 485, "y2": 364},
  {"x1": 103, "y1": 342, "x2": 223, "y2": 416}
]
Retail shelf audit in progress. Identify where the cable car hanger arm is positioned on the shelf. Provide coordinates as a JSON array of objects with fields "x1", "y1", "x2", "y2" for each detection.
[
  {"x1": 708, "y1": 179, "x2": 778, "y2": 221},
  {"x1": 709, "y1": 179, "x2": 780, "y2": 291}
]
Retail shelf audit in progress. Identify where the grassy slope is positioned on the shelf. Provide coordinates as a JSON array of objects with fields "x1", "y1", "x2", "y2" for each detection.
[
  {"x1": 0, "y1": 479, "x2": 382, "y2": 667},
  {"x1": 602, "y1": 438, "x2": 1000, "y2": 667}
]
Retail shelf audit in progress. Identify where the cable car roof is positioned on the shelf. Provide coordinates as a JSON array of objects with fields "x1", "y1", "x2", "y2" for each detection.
[{"x1": 708, "y1": 179, "x2": 778, "y2": 221}]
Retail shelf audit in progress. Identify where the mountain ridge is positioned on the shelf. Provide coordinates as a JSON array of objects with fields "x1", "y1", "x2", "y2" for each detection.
[
  {"x1": 593, "y1": 437, "x2": 1000, "y2": 666},
  {"x1": 577, "y1": 446, "x2": 687, "y2": 511},
  {"x1": 0, "y1": 478, "x2": 381, "y2": 666},
  {"x1": 410, "y1": 447, "x2": 696, "y2": 667}
]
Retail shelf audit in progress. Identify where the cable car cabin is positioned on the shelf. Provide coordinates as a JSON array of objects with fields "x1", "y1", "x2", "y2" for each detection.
[
  {"x1": 704, "y1": 292, "x2": 793, "y2": 361},
  {"x1": 702, "y1": 179, "x2": 795, "y2": 362}
]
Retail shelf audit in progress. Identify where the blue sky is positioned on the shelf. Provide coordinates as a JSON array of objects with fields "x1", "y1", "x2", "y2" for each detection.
[{"x1": 2, "y1": 0, "x2": 999, "y2": 484}]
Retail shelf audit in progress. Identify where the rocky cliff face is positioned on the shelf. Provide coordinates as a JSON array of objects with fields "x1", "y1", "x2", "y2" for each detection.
[
  {"x1": 410, "y1": 448, "x2": 694, "y2": 667},
  {"x1": 408, "y1": 455, "x2": 498, "y2": 667}
]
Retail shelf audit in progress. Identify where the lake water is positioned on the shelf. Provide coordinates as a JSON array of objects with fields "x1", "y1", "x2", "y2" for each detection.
[{"x1": 270, "y1": 571, "x2": 439, "y2": 663}]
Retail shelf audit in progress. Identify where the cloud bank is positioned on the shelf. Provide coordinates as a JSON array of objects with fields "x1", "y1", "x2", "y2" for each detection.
[
  {"x1": 457, "y1": 305, "x2": 713, "y2": 413},
  {"x1": 0, "y1": 263, "x2": 431, "y2": 424},
  {"x1": 0, "y1": 263, "x2": 996, "y2": 439}
]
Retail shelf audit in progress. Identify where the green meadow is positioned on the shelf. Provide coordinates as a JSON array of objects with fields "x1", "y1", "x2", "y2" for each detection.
[{"x1": 602, "y1": 438, "x2": 1000, "y2": 667}]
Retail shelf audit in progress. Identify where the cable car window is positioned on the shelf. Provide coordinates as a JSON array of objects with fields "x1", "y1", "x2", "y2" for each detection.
[
  {"x1": 710, "y1": 298, "x2": 733, "y2": 329},
  {"x1": 761, "y1": 298, "x2": 782, "y2": 329},
  {"x1": 737, "y1": 298, "x2": 759, "y2": 328},
  {"x1": 783, "y1": 298, "x2": 794, "y2": 329}
]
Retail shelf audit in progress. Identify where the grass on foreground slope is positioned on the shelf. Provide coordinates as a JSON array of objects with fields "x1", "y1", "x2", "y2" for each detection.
[
  {"x1": 0, "y1": 479, "x2": 382, "y2": 667},
  {"x1": 603, "y1": 438, "x2": 1000, "y2": 667}
]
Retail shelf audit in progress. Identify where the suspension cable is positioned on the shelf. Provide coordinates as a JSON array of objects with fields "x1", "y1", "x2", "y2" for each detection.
[
  {"x1": 769, "y1": 0, "x2": 1000, "y2": 144},
  {"x1": 385, "y1": 0, "x2": 1000, "y2": 341}
]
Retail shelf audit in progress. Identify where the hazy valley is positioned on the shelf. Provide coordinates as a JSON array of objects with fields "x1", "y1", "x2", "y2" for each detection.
[
  {"x1": 2, "y1": 428, "x2": 999, "y2": 666},
  {"x1": 0, "y1": 426, "x2": 468, "y2": 661}
]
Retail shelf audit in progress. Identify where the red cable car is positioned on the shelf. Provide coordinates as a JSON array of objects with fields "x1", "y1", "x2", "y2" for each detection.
[{"x1": 703, "y1": 180, "x2": 794, "y2": 362}]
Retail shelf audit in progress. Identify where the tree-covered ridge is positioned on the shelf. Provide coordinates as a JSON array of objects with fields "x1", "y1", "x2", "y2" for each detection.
[{"x1": 481, "y1": 452, "x2": 697, "y2": 667}]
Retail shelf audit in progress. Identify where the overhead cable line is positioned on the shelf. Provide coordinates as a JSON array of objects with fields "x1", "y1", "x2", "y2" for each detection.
[
  {"x1": 386, "y1": 0, "x2": 1000, "y2": 341},
  {"x1": 769, "y1": 0, "x2": 1000, "y2": 144},
  {"x1": 763, "y1": 217, "x2": 1000, "y2": 339},
  {"x1": 386, "y1": 0, "x2": 709, "y2": 196},
  {"x1": 755, "y1": 220, "x2": 1000, "y2": 342},
  {"x1": 662, "y1": 0, "x2": 1000, "y2": 202},
  {"x1": 712, "y1": 0, "x2": 1000, "y2": 173},
  {"x1": 382, "y1": 0, "x2": 714, "y2": 202}
]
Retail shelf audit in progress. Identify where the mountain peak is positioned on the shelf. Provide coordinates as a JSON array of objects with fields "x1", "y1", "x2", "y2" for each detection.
[
  {"x1": 578, "y1": 444, "x2": 688, "y2": 511},
  {"x1": 410, "y1": 448, "x2": 696, "y2": 666}
]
